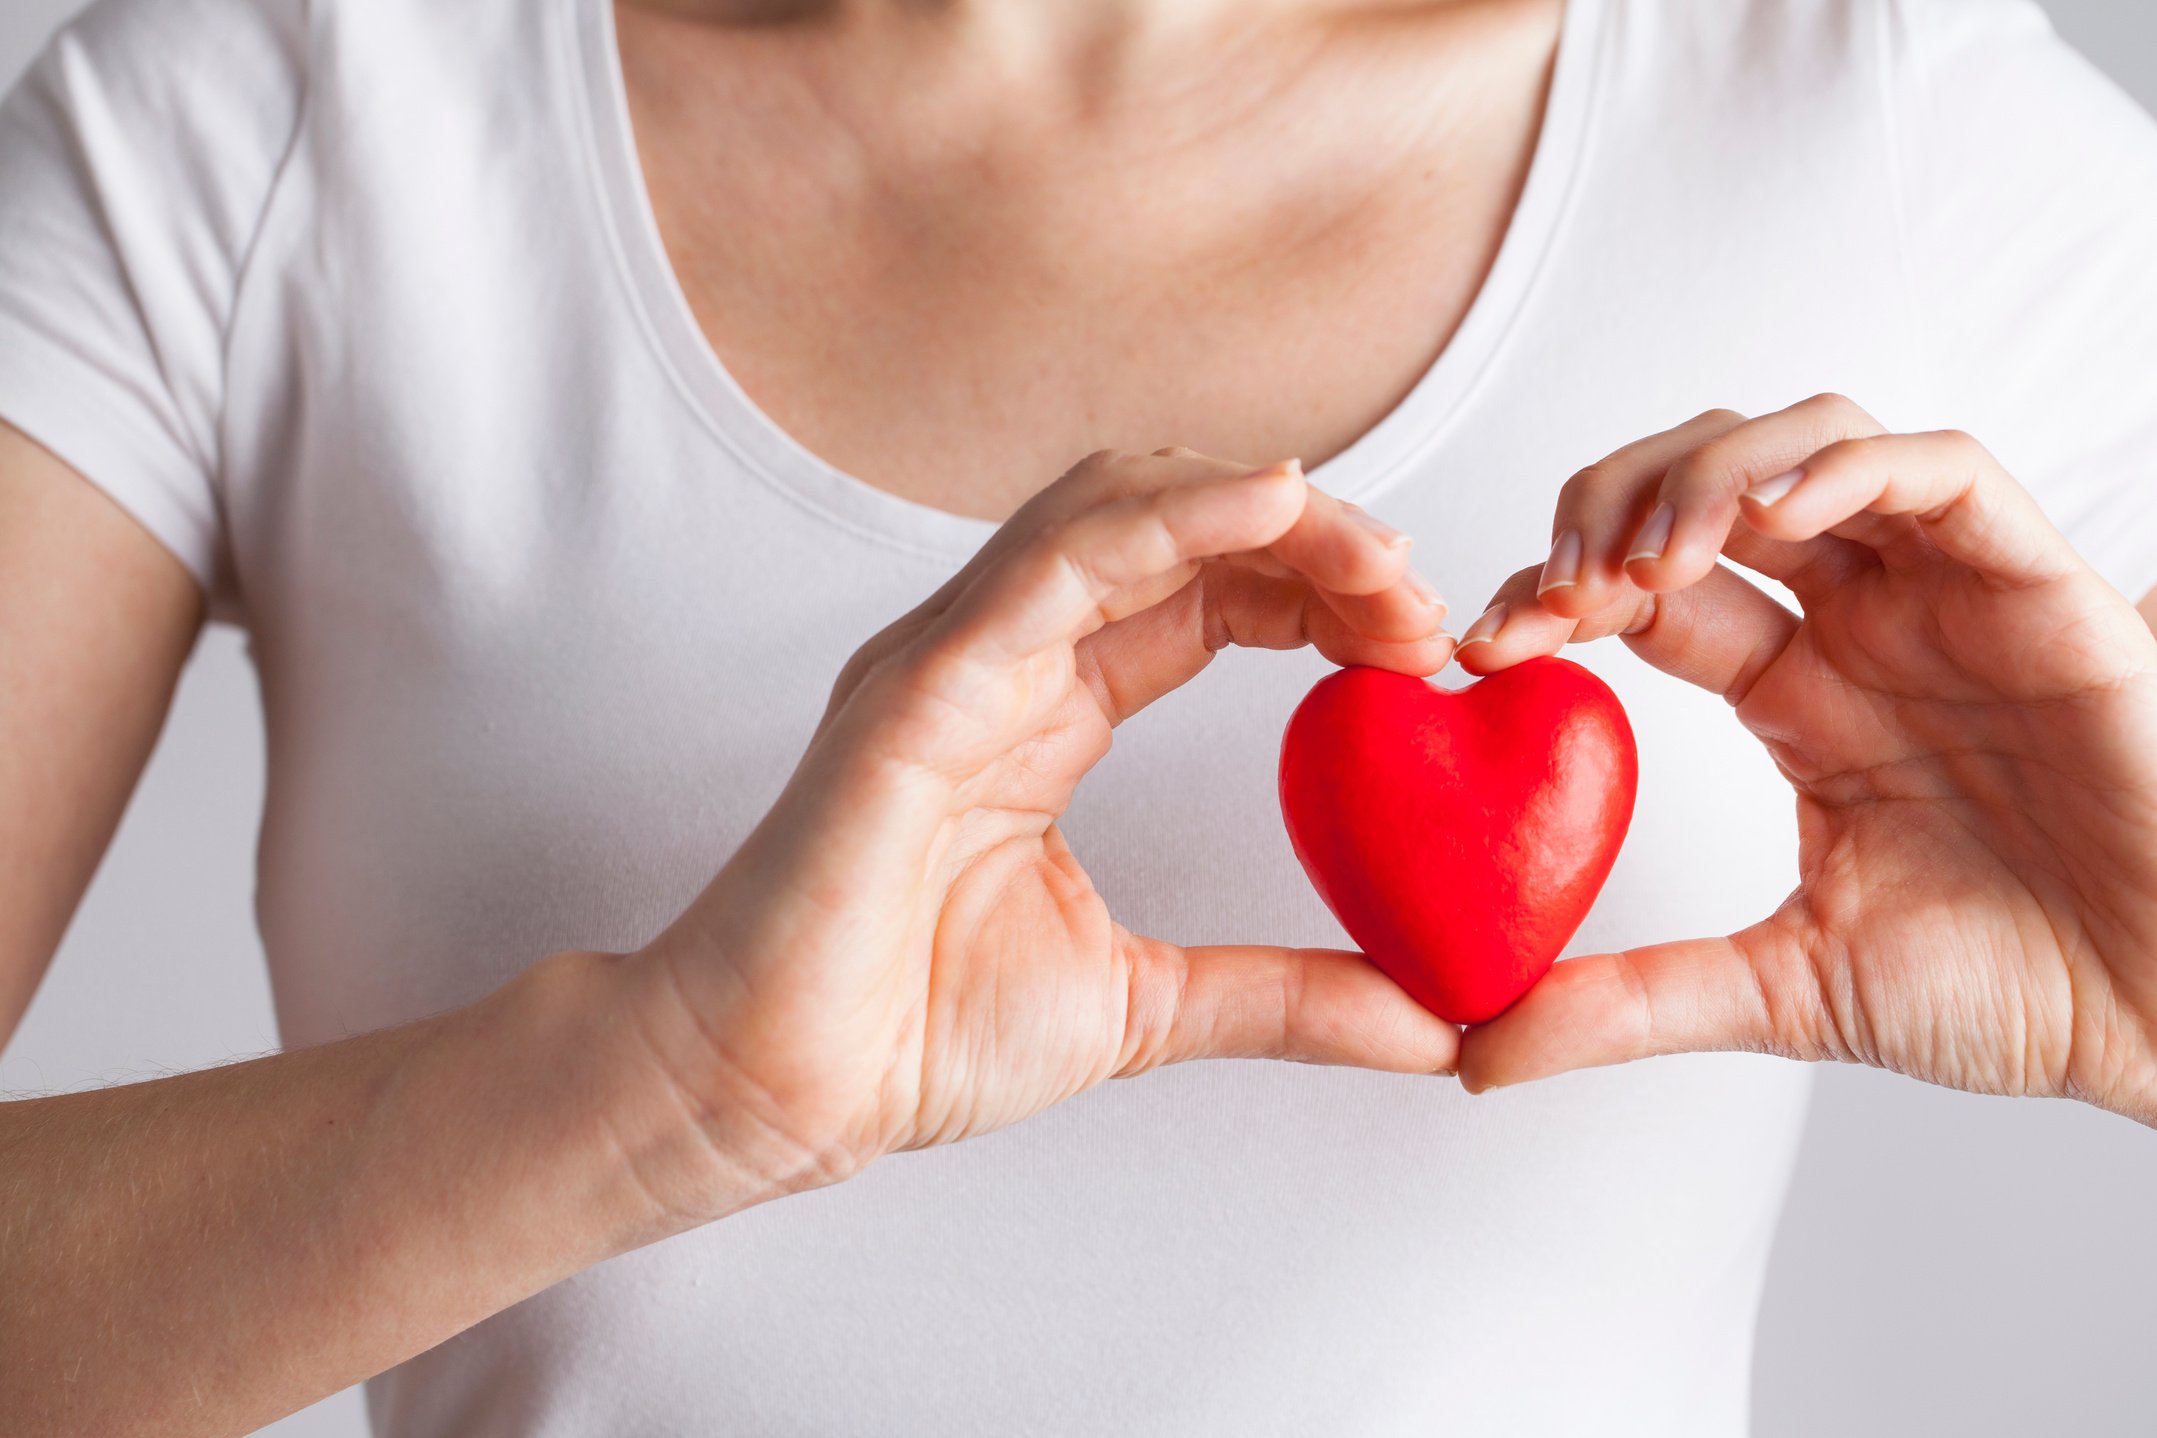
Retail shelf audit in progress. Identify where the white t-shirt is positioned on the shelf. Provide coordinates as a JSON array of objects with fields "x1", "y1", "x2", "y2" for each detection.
[{"x1": 5, "y1": 0, "x2": 2156, "y2": 1433}]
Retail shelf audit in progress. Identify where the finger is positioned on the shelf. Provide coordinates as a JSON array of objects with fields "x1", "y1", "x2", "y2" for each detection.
[
  {"x1": 911, "y1": 447, "x2": 1250, "y2": 622},
  {"x1": 1116, "y1": 934, "x2": 1462, "y2": 1076},
  {"x1": 823, "y1": 449, "x2": 1234, "y2": 723},
  {"x1": 1454, "y1": 563, "x2": 1597, "y2": 671},
  {"x1": 1300, "y1": 594, "x2": 1456, "y2": 673},
  {"x1": 943, "y1": 447, "x2": 1442, "y2": 647},
  {"x1": 1620, "y1": 392, "x2": 1881, "y2": 597},
  {"x1": 934, "y1": 460, "x2": 1310, "y2": 667},
  {"x1": 1618, "y1": 565, "x2": 1798, "y2": 702},
  {"x1": 1260, "y1": 492, "x2": 1413, "y2": 594},
  {"x1": 1135, "y1": 461, "x2": 1447, "y2": 641},
  {"x1": 1077, "y1": 568, "x2": 1455, "y2": 725},
  {"x1": 1539, "y1": 409, "x2": 1748, "y2": 620},
  {"x1": 935, "y1": 446, "x2": 1440, "y2": 652},
  {"x1": 1456, "y1": 561, "x2": 1797, "y2": 704},
  {"x1": 1739, "y1": 428, "x2": 2085, "y2": 586},
  {"x1": 1221, "y1": 553, "x2": 1448, "y2": 645},
  {"x1": 1314, "y1": 566, "x2": 1451, "y2": 645},
  {"x1": 1228, "y1": 562, "x2": 1446, "y2": 646},
  {"x1": 1220, "y1": 492, "x2": 1446, "y2": 644},
  {"x1": 1455, "y1": 919, "x2": 1833, "y2": 1092}
]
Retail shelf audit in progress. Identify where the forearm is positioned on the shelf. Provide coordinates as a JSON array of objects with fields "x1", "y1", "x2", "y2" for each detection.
[{"x1": 0, "y1": 949, "x2": 743, "y2": 1437}]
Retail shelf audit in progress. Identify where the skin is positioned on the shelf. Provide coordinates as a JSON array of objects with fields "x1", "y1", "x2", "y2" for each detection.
[
  {"x1": 1, "y1": 3, "x2": 2152, "y2": 1435},
  {"x1": 0, "y1": 429, "x2": 1455, "y2": 1436},
  {"x1": 616, "y1": 0, "x2": 1560, "y2": 513},
  {"x1": 1452, "y1": 395, "x2": 2157, "y2": 1124},
  {"x1": 5, "y1": 3, "x2": 1536, "y2": 1425}
]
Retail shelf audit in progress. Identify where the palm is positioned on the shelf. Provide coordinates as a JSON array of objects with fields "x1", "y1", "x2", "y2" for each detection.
[
  {"x1": 696, "y1": 669, "x2": 1138, "y2": 1172},
  {"x1": 658, "y1": 452, "x2": 1458, "y2": 1192},
  {"x1": 1722, "y1": 543, "x2": 2157, "y2": 1105},
  {"x1": 898, "y1": 679, "x2": 1138, "y2": 1149},
  {"x1": 1458, "y1": 400, "x2": 2157, "y2": 1123}
]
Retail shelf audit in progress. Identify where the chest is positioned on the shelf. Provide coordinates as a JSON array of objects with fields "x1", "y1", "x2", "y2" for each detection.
[
  {"x1": 233, "y1": 0, "x2": 1932, "y2": 1046},
  {"x1": 613, "y1": 3, "x2": 1559, "y2": 518}
]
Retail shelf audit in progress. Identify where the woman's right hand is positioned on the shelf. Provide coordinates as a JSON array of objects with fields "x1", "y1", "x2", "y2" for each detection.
[{"x1": 623, "y1": 447, "x2": 1459, "y2": 1217}]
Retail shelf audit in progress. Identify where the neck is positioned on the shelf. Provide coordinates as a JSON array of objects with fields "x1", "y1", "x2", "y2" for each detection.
[{"x1": 620, "y1": 0, "x2": 1472, "y2": 90}]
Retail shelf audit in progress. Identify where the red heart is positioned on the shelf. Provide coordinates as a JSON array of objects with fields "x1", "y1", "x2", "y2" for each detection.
[{"x1": 1278, "y1": 658, "x2": 1637, "y2": 1025}]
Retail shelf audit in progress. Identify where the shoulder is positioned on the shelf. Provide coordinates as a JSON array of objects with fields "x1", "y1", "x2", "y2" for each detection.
[
  {"x1": 13, "y1": 0, "x2": 543, "y2": 136},
  {"x1": 1596, "y1": 0, "x2": 2148, "y2": 202},
  {"x1": 1880, "y1": 0, "x2": 2055, "y2": 55},
  {"x1": 1611, "y1": 0, "x2": 2066, "y2": 95},
  {"x1": 4, "y1": 0, "x2": 310, "y2": 207},
  {"x1": 25, "y1": 0, "x2": 310, "y2": 109}
]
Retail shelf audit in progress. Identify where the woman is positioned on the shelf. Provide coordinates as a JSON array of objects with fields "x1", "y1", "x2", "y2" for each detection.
[{"x1": 1, "y1": 0, "x2": 2153, "y2": 1432}]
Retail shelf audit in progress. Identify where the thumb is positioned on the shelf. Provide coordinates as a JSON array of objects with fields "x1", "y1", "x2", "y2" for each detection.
[
  {"x1": 1455, "y1": 920, "x2": 1834, "y2": 1092},
  {"x1": 1114, "y1": 935, "x2": 1462, "y2": 1077}
]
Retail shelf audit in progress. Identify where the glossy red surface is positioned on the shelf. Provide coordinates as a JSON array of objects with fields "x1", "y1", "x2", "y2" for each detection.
[{"x1": 1278, "y1": 659, "x2": 1637, "y2": 1025}]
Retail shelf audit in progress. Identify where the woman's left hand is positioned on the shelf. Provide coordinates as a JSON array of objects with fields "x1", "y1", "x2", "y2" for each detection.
[{"x1": 1452, "y1": 394, "x2": 2157, "y2": 1125}]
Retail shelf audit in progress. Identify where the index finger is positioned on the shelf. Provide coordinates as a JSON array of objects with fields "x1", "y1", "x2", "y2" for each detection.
[{"x1": 933, "y1": 460, "x2": 1312, "y2": 666}]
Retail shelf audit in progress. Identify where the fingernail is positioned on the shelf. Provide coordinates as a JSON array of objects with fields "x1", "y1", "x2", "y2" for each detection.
[
  {"x1": 1402, "y1": 569, "x2": 1447, "y2": 617},
  {"x1": 1342, "y1": 501, "x2": 1410, "y2": 551},
  {"x1": 1457, "y1": 603, "x2": 1508, "y2": 647},
  {"x1": 1537, "y1": 529, "x2": 1582, "y2": 594},
  {"x1": 1745, "y1": 468, "x2": 1804, "y2": 505},
  {"x1": 1626, "y1": 502, "x2": 1676, "y2": 564}
]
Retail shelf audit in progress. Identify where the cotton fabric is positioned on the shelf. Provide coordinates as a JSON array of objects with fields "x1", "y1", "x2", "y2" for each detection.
[{"x1": 3, "y1": 0, "x2": 2156, "y2": 1433}]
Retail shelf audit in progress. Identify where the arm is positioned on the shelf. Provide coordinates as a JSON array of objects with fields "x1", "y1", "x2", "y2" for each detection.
[
  {"x1": 0, "y1": 420, "x2": 199, "y2": 1033},
  {"x1": 0, "y1": 421, "x2": 730, "y2": 1434},
  {"x1": 2, "y1": 435, "x2": 1456, "y2": 1434}
]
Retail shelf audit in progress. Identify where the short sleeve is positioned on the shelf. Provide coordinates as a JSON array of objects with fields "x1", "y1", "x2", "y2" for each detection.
[
  {"x1": 1889, "y1": 0, "x2": 2157, "y2": 604},
  {"x1": 0, "y1": 0, "x2": 305, "y2": 615}
]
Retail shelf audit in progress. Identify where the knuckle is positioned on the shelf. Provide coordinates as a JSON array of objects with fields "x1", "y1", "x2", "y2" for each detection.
[
  {"x1": 1018, "y1": 521, "x2": 1090, "y2": 592},
  {"x1": 1557, "y1": 463, "x2": 1618, "y2": 508},
  {"x1": 1058, "y1": 448, "x2": 1130, "y2": 487},
  {"x1": 888, "y1": 631, "x2": 1042, "y2": 754},
  {"x1": 1692, "y1": 407, "x2": 1745, "y2": 428},
  {"x1": 829, "y1": 646, "x2": 879, "y2": 703},
  {"x1": 1028, "y1": 509, "x2": 1078, "y2": 550},
  {"x1": 1807, "y1": 434, "x2": 1875, "y2": 472},
  {"x1": 1493, "y1": 562, "x2": 1546, "y2": 604},
  {"x1": 1116, "y1": 937, "x2": 1190, "y2": 1075},
  {"x1": 889, "y1": 633, "x2": 974, "y2": 705},
  {"x1": 1076, "y1": 449, "x2": 1179, "y2": 506},
  {"x1": 829, "y1": 613, "x2": 932, "y2": 708},
  {"x1": 1151, "y1": 444, "x2": 1199, "y2": 459},
  {"x1": 847, "y1": 638, "x2": 985, "y2": 765},
  {"x1": 1610, "y1": 951, "x2": 1660, "y2": 1052},
  {"x1": 1663, "y1": 443, "x2": 1742, "y2": 498}
]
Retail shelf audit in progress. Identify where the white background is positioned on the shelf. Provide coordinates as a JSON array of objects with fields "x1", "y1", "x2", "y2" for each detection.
[{"x1": 2, "y1": 3, "x2": 2153, "y2": 1434}]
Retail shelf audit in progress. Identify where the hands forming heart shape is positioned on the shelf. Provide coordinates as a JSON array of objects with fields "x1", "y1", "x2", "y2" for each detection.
[
  {"x1": 1433, "y1": 394, "x2": 2157, "y2": 1125},
  {"x1": 636, "y1": 393, "x2": 2157, "y2": 1221}
]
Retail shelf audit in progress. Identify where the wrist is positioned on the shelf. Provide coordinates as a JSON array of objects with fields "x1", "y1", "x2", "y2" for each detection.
[
  {"x1": 503, "y1": 945, "x2": 859, "y2": 1253},
  {"x1": 479, "y1": 949, "x2": 777, "y2": 1257}
]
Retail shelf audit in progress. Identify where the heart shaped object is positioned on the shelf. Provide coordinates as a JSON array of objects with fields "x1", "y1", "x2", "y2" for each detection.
[{"x1": 1278, "y1": 659, "x2": 1637, "y2": 1025}]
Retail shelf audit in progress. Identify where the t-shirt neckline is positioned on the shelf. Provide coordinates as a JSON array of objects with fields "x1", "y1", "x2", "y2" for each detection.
[{"x1": 562, "y1": 0, "x2": 1606, "y2": 563}]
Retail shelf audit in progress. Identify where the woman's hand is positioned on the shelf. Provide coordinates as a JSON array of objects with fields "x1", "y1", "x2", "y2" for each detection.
[
  {"x1": 1451, "y1": 395, "x2": 2157, "y2": 1125},
  {"x1": 626, "y1": 447, "x2": 1459, "y2": 1216}
]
